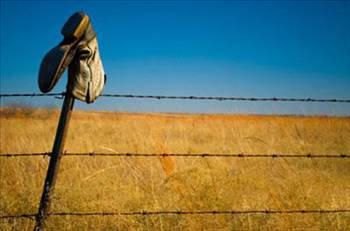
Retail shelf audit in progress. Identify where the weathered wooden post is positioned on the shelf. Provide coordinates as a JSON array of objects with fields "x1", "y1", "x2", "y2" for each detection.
[
  {"x1": 34, "y1": 91, "x2": 74, "y2": 230},
  {"x1": 34, "y1": 12, "x2": 105, "y2": 230}
]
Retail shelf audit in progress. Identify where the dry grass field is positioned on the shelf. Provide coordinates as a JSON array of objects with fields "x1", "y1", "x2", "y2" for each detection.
[{"x1": 0, "y1": 107, "x2": 350, "y2": 230}]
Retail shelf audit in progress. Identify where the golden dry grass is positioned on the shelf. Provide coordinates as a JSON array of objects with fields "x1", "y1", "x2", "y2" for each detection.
[{"x1": 0, "y1": 107, "x2": 350, "y2": 230}]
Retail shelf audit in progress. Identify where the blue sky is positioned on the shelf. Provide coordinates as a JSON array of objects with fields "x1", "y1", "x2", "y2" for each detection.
[{"x1": 1, "y1": 0, "x2": 350, "y2": 115}]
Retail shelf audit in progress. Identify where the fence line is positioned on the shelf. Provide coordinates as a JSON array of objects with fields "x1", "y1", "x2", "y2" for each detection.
[
  {"x1": 2, "y1": 209, "x2": 350, "y2": 220},
  {"x1": 0, "y1": 152, "x2": 349, "y2": 158},
  {"x1": 1, "y1": 92, "x2": 350, "y2": 103},
  {"x1": 2, "y1": 92, "x2": 350, "y2": 226}
]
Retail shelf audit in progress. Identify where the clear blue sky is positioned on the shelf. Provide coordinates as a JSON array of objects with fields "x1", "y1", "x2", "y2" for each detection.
[{"x1": 1, "y1": 0, "x2": 350, "y2": 115}]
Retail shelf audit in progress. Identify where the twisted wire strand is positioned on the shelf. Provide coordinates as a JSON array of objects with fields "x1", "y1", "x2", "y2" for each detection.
[
  {"x1": 0, "y1": 152, "x2": 349, "y2": 158},
  {"x1": 0, "y1": 93, "x2": 64, "y2": 97},
  {"x1": 1, "y1": 209, "x2": 349, "y2": 220},
  {"x1": 1, "y1": 92, "x2": 349, "y2": 103}
]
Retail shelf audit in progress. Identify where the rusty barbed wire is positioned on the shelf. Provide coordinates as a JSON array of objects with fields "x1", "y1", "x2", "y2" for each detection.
[
  {"x1": 0, "y1": 152, "x2": 349, "y2": 158},
  {"x1": 1, "y1": 92, "x2": 350, "y2": 103},
  {"x1": 1, "y1": 209, "x2": 350, "y2": 220}
]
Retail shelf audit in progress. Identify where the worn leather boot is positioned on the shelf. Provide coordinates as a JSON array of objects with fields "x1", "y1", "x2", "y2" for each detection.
[{"x1": 38, "y1": 11, "x2": 105, "y2": 103}]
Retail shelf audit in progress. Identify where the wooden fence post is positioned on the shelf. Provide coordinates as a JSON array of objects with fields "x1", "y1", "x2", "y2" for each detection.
[{"x1": 34, "y1": 91, "x2": 75, "y2": 230}]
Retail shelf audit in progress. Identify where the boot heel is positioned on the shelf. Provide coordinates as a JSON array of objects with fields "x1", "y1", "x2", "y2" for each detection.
[{"x1": 61, "y1": 12, "x2": 89, "y2": 40}]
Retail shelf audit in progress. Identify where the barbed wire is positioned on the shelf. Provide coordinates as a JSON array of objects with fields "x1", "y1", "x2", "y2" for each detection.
[
  {"x1": 0, "y1": 152, "x2": 349, "y2": 158},
  {"x1": 1, "y1": 92, "x2": 350, "y2": 103},
  {"x1": 102, "y1": 94, "x2": 350, "y2": 103},
  {"x1": 1, "y1": 209, "x2": 350, "y2": 220},
  {"x1": 0, "y1": 93, "x2": 64, "y2": 97}
]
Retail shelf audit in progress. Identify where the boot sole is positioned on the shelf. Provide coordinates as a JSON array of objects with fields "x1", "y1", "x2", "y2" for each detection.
[{"x1": 39, "y1": 12, "x2": 90, "y2": 93}]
